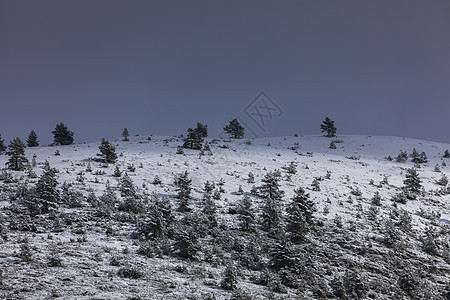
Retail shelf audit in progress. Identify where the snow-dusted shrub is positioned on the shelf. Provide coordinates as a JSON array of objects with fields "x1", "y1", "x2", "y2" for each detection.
[
  {"x1": 397, "y1": 266, "x2": 436, "y2": 299},
  {"x1": 282, "y1": 161, "x2": 297, "y2": 174},
  {"x1": 436, "y1": 174, "x2": 448, "y2": 186},
  {"x1": 371, "y1": 191, "x2": 382, "y2": 205},
  {"x1": 329, "y1": 140, "x2": 336, "y2": 149},
  {"x1": 247, "y1": 172, "x2": 255, "y2": 183},
  {"x1": 392, "y1": 192, "x2": 408, "y2": 204},
  {"x1": 117, "y1": 266, "x2": 143, "y2": 279},
  {"x1": 396, "y1": 150, "x2": 408, "y2": 163},
  {"x1": 48, "y1": 249, "x2": 63, "y2": 267},
  {"x1": 350, "y1": 186, "x2": 362, "y2": 197},
  {"x1": 152, "y1": 175, "x2": 162, "y2": 185},
  {"x1": 311, "y1": 178, "x2": 321, "y2": 191},
  {"x1": 137, "y1": 241, "x2": 162, "y2": 258},
  {"x1": 113, "y1": 165, "x2": 121, "y2": 177}
]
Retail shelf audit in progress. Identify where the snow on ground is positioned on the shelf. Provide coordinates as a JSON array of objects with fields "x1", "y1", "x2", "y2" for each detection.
[{"x1": 0, "y1": 134, "x2": 449, "y2": 299}]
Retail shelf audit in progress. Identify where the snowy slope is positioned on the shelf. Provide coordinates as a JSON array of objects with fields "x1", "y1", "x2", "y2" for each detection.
[{"x1": 0, "y1": 134, "x2": 449, "y2": 299}]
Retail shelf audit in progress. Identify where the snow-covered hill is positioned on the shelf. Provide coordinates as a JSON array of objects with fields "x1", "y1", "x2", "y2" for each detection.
[{"x1": 0, "y1": 135, "x2": 449, "y2": 299}]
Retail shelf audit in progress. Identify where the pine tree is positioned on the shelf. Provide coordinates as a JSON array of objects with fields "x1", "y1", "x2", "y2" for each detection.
[
  {"x1": 260, "y1": 170, "x2": 284, "y2": 201},
  {"x1": 444, "y1": 150, "x2": 450, "y2": 158},
  {"x1": 320, "y1": 117, "x2": 336, "y2": 137},
  {"x1": 269, "y1": 240, "x2": 300, "y2": 272},
  {"x1": 35, "y1": 163, "x2": 60, "y2": 212},
  {"x1": 122, "y1": 128, "x2": 129, "y2": 141},
  {"x1": 286, "y1": 187, "x2": 315, "y2": 243},
  {"x1": 224, "y1": 118, "x2": 245, "y2": 139},
  {"x1": 172, "y1": 226, "x2": 200, "y2": 259},
  {"x1": 119, "y1": 173, "x2": 137, "y2": 198},
  {"x1": 52, "y1": 123, "x2": 74, "y2": 145},
  {"x1": 396, "y1": 151, "x2": 408, "y2": 163},
  {"x1": 410, "y1": 149, "x2": 428, "y2": 164},
  {"x1": 5, "y1": 138, "x2": 29, "y2": 171},
  {"x1": 98, "y1": 138, "x2": 117, "y2": 163},
  {"x1": 137, "y1": 204, "x2": 165, "y2": 240},
  {"x1": 0, "y1": 134, "x2": 6, "y2": 153},
  {"x1": 237, "y1": 195, "x2": 255, "y2": 231},
  {"x1": 220, "y1": 264, "x2": 238, "y2": 290},
  {"x1": 329, "y1": 140, "x2": 336, "y2": 149},
  {"x1": 202, "y1": 196, "x2": 217, "y2": 228},
  {"x1": 183, "y1": 123, "x2": 207, "y2": 150},
  {"x1": 113, "y1": 165, "x2": 121, "y2": 177},
  {"x1": 95, "y1": 182, "x2": 117, "y2": 217},
  {"x1": 436, "y1": 174, "x2": 448, "y2": 186},
  {"x1": 410, "y1": 148, "x2": 420, "y2": 162},
  {"x1": 26, "y1": 130, "x2": 39, "y2": 147},
  {"x1": 203, "y1": 180, "x2": 215, "y2": 202},
  {"x1": 403, "y1": 167, "x2": 422, "y2": 198},
  {"x1": 260, "y1": 197, "x2": 283, "y2": 234},
  {"x1": 195, "y1": 122, "x2": 208, "y2": 139},
  {"x1": 174, "y1": 171, "x2": 192, "y2": 212},
  {"x1": 311, "y1": 178, "x2": 321, "y2": 191}
]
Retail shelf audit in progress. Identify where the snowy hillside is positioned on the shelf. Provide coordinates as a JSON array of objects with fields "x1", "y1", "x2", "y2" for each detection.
[{"x1": 0, "y1": 134, "x2": 449, "y2": 299}]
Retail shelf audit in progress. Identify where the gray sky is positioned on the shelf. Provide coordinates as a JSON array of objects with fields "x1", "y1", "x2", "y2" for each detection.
[{"x1": 1, "y1": 0, "x2": 449, "y2": 145}]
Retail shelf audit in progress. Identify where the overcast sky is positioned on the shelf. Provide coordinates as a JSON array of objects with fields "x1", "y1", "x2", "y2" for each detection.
[{"x1": 1, "y1": 0, "x2": 449, "y2": 145}]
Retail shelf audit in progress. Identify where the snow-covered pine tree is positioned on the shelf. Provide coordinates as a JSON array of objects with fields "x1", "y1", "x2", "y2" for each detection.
[
  {"x1": 118, "y1": 174, "x2": 143, "y2": 213},
  {"x1": 202, "y1": 180, "x2": 215, "y2": 202},
  {"x1": 286, "y1": 187, "x2": 315, "y2": 243},
  {"x1": 269, "y1": 240, "x2": 300, "y2": 272},
  {"x1": 172, "y1": 226, "x2": 200, "y2": 259},
  {"x1": 320, "y1": 117, "x2": 336, "y2": 137},
  {"x1": 444, "y1": 150, "x2": 450, "y2": 158},
  {"x1": 259, "y1": 170, "x2": 284, "y2": 201},
  {"x1": 99, "y1": 138, "x2": 117, "y2": 163},
  {"x1": 174, "y1": 171, "x2": 192, "y2": 212},
  {"x1": 26, "y1": 130, "x2": 39, "y2": 147},
  {"x1": 122, "y1": 128, "x2": 129, "y2": 141},
  {"x1": 119, "y1": 172, "x2": 137, "y2": 199},
  {"x1": 403, "y1": 167, "x2": 422, "y2": 198},
  {"x1": 95, "y1": 182, "x2": 117, "y2": 217},
  {"x1": 35, "y1": 162, "x2": 60, "y2": 212},
  {"x1": 410, "y1": 148, "x2": 428, "y2": 164},
  {"x1": 5, "y1": 138, "x2": 29, "y2": 171},
  {"x1": 195, "y1": 122, "x2": 208, "y2": 139},
  {"x1": 396, "y1": 150, "x2": 408, "y2": 163},
  {"x1": 224, "y1": 118, "x2": 245, "y2": 139},
  {"x1": 311, "y1": 177, "x2": 321, "y2": 191},
  {"x1": 183, "y1": 123, "x2": 207, "y2": 150},
  {"x1": 220, "y1": 263, "x2": 238, "y2": 290},
  {"x1": 260, "y1": 197, "x2": 283, "y2": 235},
  {"x1": 52, "y1": 123, "x2": 74, "y2": 145},
  {"x1": 237, "y1": 195, "x2": 255, "y2": 231},
  {"x1": 113, "y1": 165, "x2": 121, "y2": 177},
  {"x1": 436, "y1": 174, "x2": 448, "y2": 186},
  {"x1": 137, "y1": 204, "x2": 165, "y2": 240}
]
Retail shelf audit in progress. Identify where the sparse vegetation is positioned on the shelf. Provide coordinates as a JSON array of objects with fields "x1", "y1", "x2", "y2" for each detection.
[{"x1": 0, "y1": 135, "x2": 448, "y2": 299}]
